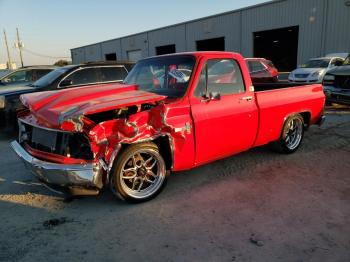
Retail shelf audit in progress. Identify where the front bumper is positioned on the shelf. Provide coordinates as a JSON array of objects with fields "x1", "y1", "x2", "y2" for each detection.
[{"x1": 10, "y1": 140, "x2": 103, "y2": 190}]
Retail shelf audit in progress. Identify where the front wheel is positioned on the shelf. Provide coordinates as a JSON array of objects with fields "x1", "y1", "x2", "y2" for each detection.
[
  {"x1": 110, "y1": 142, "x2": 168, "y2": 202},
  {"x1": 271, "y1": 114, "x2": 304, "y2": 154}
]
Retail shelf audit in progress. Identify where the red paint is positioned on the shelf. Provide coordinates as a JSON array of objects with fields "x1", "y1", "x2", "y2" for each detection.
[{"x1": 18, "y1": 52, "x2": 325, "y2": 175}]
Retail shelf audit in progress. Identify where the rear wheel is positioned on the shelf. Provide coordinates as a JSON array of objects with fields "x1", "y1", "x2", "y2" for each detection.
[
  {"x1": 110, "y1": 142, "x2": 168, "y2": 202},
  {"x1": 271, "y1": 114, "x2": 304, "y2": 154}
]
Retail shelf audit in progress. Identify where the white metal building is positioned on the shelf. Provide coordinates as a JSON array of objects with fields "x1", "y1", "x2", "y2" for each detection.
[{"x1": 70, "y1": 0, "x2": 350, "y2": 71}]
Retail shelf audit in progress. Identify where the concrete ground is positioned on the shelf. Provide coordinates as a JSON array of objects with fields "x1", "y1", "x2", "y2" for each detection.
[{"x1": 0, "y1": 107, "x2": 349, "y2": 262}]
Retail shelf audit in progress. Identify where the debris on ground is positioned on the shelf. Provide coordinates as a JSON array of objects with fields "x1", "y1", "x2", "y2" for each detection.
[
  {"x1": 249, "y1": 234, "x2": 264, "y2": 247},
  {"x1": 43, "y1": 217, "x2": 68, "y2": 229}
]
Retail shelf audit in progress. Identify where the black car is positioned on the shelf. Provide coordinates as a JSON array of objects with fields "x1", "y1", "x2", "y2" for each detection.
[
  {"x1": 323, "y1": 55, "x2": 350, "y2": 106},
  {"x1": 0, "y1": 61, "x2": 134, "y2": 128},
  {"x1": 0, "y1": 66, "x2": 56, "y2": 87}
]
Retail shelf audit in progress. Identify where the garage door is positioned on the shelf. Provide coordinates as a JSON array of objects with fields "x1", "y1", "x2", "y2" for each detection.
[{"x1": 127, "y1": 50, "x2": 142, "y2": 62}]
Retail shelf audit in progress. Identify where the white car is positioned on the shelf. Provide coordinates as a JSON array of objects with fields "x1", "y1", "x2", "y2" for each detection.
[{"x1": 288, "y1": 57, "x2": 344, "y2": 83}]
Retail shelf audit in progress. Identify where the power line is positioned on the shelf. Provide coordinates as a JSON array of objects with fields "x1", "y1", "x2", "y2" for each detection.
[{"x1": 22, "y1": 48, "x2": 70, "y2": 59}]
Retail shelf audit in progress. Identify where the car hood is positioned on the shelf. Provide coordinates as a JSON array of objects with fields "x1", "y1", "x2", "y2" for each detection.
[
  {"x1": 291, "y1": 68, "x2": 325, "y2": 75},
  {"x1": 0, "y1": 84, "x2": 35, "y2": 96},
  {"x1": 20, "y1": 83, "x2": 167, "y2": 129},
  {"x1": 326, "y1": 65, "x2": 350, "y2": 76}
]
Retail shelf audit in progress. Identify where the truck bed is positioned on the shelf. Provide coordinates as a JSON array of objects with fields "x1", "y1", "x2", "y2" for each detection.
[{"x1": 253, "y1": 83, "x2": 325, "y2": 147}]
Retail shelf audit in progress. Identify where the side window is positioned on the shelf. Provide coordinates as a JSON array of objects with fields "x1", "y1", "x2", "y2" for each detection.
[
  {"x1": 100, "y1": 67, "x2": 128, "y2": 82},
  {"x1": 3, "y1": 70, "x2": 31, "y2": 83},
  {"x1": 250, "y1": 61, "x2": 265, "y2": 72},
  {"x1": 33, "y1": 69, "x2": 52, "y2": 81},
  {"x1": 194, "y1": 59, "x2": 245, "y2": 97},
  {"x1": 65, "y1": 68, "x2": 99, "y2": 86}
]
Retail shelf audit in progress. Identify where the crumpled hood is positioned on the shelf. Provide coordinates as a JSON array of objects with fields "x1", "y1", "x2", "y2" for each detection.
[
  {"x1": 20, "y1": 83, "x2": 166, "y2": 128},
  {"x1": 291, "y1": 68, "x2": 325, "y2": 76}
]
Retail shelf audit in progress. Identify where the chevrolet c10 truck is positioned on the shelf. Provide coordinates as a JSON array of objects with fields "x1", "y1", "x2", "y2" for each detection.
[{"x1": 11, "y1": 52, "x2": 326, "y2": 202}]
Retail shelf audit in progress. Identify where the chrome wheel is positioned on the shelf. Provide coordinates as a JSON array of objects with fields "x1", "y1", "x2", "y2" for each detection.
[
  {"x1": 119, "y1": 149, "x2": 166, "y2": 199},
  {"x1": 283, "y1": 117, "x2": 303, "y2": 150}
]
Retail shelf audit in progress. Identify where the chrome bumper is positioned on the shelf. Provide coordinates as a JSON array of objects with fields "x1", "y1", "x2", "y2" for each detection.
[{"x1": 10, "y1": 141, "x2": 103, "y2": 189}]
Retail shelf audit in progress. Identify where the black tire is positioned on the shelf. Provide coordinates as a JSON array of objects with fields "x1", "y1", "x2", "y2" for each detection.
[
  {"x1": 270, "y1": 114, "x2": 304, "y2": 154},
  {"x1": 109, "y1": 142, "x2": 168, "y2": 202}
]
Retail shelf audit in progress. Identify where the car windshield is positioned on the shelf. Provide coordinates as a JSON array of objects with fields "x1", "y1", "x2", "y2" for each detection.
[
  {"x1": 303, "y1": 59, "x2": 330, "y2": 68},
  {"x1": 32, "y1": 66, "x2": 72, "y2": 88},
  {"x1": 123, "y1": 55, "x2": 195, "y2": 98}
]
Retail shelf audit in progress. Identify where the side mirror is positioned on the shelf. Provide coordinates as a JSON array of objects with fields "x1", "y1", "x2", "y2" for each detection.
[
  {"x1": 60, "y1": 79, "x2": 73, "y2": 87},
  {"x1": 209, "y1": 92, "x2": 221, "y2": 101}
]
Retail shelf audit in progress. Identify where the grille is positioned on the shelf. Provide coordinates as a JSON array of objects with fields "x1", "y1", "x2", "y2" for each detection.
[
  {"x1": 330, "y1": 93, "x2": 350, "y2": 102},
  {"x1": 295, "y1": 74, "x2": 309, "y2": 78},
  {"x1": 19, "y1": 121, "x2": 93, "y2": 160},
  {"x1": 334, "y1": 76, "x2": 350, "y2": 89}
]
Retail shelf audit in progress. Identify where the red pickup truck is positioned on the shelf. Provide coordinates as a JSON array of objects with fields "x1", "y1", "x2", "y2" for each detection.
[{"x1": 11, "y1": 52, "x2": 325, "y2": 202}]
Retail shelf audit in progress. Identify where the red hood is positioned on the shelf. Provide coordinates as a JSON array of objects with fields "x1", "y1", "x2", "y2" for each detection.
[{"x1": 21, "y1": 83, "x2": 166, "y2": 128}]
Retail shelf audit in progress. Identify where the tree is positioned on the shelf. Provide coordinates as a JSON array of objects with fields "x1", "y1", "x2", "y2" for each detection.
[{"x1": 54, "y1": 59, "x2": 69, "y2": 66}]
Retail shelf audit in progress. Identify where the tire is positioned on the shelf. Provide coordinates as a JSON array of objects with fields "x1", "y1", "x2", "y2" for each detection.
[
  {"x1": 271, "y1": 114, "x2": 304, "y2": 154},
  {"x1": 109, "y1": 142, "x2": 168, "y2": 202}
]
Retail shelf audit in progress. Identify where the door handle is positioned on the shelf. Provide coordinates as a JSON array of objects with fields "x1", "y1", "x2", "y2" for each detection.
[{"x1": 240, "y1": 96, "x2": 253, "y2": 101}]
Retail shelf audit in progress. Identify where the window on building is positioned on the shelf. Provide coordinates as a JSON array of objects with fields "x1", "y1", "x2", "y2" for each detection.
[
  {"x1": 105, "y1": 53, "x2": 117, "y2": 61},
  {"x1": 156, "y1": 44, "x2": 176, "y2": 55}
]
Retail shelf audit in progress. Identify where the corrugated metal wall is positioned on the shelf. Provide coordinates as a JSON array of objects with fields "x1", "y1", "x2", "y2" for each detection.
[
  {"x1": 241, "y1": 0, "x2": 325, "y2": 64},
  {"x1": 148, "y1": 24, "x2": 186, "y2": 56},
  {"x1": 71, "y1": 0, "x2": 349, "y2": 66},
  {"x1": 185, "y1": 12, "x2": 241, "y2": 52},
  {"x1": 323, "y1": 0, "x2": 350, "y2": 54},
  {"x1": 120, "y1": 33, "x2": 148, "y2": 60},
  {"x1": 101, "y1": 39, "x2": 122, "y2": 60}
]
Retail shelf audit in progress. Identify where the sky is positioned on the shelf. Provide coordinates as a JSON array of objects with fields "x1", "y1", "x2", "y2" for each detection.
[{"x1": 0, "y1": 0, "x2": 266, "y2": 66}]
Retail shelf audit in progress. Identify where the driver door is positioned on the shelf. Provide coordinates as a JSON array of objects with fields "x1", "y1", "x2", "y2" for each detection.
[{"x1": 190, "y1": 58, "x2": 258, "y2": 165}]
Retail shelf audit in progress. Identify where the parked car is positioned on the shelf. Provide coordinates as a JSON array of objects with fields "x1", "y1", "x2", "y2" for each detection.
[
  {"x1": 0, "y1": 66, "x2": 55, "y2": 87},
  {"x1": 11, "y1": 52, "x2": 325, "y2": 202},
  {"x1": 0, "y1": 61, "x2": 134, "y2": 128},
  {"x1": 323, "y1": 54, "x2": 350, "y2": 105},
  {"x1": 288, "y1": 57, "x2": 344, "y2": 83},
  {"x1": 0, "y1": 69, "x2": 12, "y2": 78},
  {"x1": 245, "y1": 58, "x2": 278, "y2": 83}
]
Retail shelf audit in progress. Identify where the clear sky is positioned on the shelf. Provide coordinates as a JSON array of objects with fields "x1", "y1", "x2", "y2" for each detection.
[{"x1": 0, "y1": 0, "x2": 266, "y2": 66}]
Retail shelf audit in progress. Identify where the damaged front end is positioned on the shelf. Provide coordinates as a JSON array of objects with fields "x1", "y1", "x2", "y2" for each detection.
[{"x1": 11, "y1": 86, "x2": 178, "y2": 195}]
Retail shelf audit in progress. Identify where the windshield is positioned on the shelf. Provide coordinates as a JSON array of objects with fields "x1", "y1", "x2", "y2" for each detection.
[
  {"x1": 32, "y1": 67, "x2": 71, "y2": 88},
  {"x1": 303, "y1": 59, "x2": 330, "y2": 68},
  {"x1": 124, "y1": 55, "x2": 195, "y2": 98},
  {"x1": 343, "y1": 56, "x2": 350, "y2": 66}
]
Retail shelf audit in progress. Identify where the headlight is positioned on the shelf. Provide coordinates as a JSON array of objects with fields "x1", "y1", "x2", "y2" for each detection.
[
  {"x1": 288, "y1": 72, "x2": 294, "y2": 78},
  {"x1": 0, "y1": 96, "x2": 5, "y2": 109},
  {"x1": 323, "y1": 75, "x2": 335, "y2": 81},
  {"x1": 311, "y1": 71, "x2": 322, "y2": 77}
]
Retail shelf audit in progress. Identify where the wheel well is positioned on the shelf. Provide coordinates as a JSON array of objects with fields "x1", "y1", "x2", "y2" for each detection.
[
  {"x1": 299, "y1": 112, "x2": 311, "y2": 128},
  {"x1": 153, "y1": 136, "x2": 173, "y2": 170}
]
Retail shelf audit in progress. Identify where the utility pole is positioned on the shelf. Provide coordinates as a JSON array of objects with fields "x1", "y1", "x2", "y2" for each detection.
[
  {"x1": 3, "y1": 30, "x2": 12, "y2": 69},
  {"x1": 16, "y1": 28, "x2": 24, "y2": 67}
]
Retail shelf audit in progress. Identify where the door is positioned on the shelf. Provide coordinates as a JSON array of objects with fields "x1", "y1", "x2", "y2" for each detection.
[{"x1": 190, "y1": 58, "x2": 259, "y2": 165}]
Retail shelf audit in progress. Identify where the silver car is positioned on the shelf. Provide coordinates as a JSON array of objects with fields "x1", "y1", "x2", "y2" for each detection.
[{"x1": 288, "y1": 57, "x2": 344, "y2": 83}]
